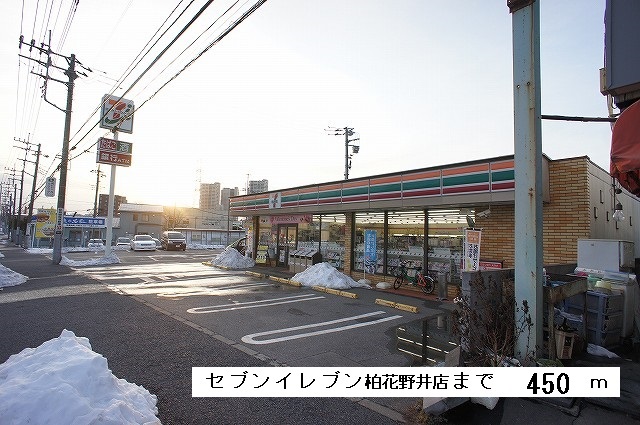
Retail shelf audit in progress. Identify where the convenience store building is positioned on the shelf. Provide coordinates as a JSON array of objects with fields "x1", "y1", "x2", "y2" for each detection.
[{"x1": 230, "y1": 154, "x2": 639, "y2": 296}]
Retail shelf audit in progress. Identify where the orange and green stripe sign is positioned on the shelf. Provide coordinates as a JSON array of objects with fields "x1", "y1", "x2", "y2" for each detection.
[{"x1": 229, "y1": 158, "x2": 516, "y2": 212}]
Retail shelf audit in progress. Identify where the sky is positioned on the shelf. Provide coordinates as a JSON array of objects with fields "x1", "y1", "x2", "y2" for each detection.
[{"x1": 0, "y1": 1, "x2": 614, "y2": 215}]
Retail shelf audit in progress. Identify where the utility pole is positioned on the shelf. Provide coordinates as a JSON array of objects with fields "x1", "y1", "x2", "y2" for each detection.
[
  {"x1": 91, "y1": 165, "x2": 105, "y2": 217},
  {"x1": 15, "y1": 139, "x2": 31, "y2": 246},
  {"x1": 19, "y1": 34, "x2": 84, "y2": 264},
  {"x1": 26, "y1": 144, "x2": 46, "y2": 246},
  {"x1": 326, "y1": 127, "x2": 360, "y2": 179}
]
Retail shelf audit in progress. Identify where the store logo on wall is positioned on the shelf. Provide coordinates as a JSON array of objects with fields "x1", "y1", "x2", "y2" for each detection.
[{"x1": 269, "y1": 192, "x2": 281, "y2": 209}]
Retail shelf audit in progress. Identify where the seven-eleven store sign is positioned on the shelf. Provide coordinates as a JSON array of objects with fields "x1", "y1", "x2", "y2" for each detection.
[
  {"x1": 100, "y1": 95, "x2": 134, "y2": 133},
  {"x1": 98, "y1": 94, "x2": 134, "y2": 167}
]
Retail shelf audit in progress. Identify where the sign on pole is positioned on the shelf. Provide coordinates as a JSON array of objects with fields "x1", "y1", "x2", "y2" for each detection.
[
  {"x1": 100, "y1": 95, "x2": 134, "y2": 133},
  {"x1": 96, "y1": 137, "x2": 133, "y2": 167},
  {"x1": 45, "y1": 177, "x2": 56, "y2": 197}
]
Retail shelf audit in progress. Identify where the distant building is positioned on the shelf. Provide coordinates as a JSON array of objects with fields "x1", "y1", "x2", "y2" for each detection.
[
  {"x1": 118, "y1": 203, "x2": 164, "y2": 239},
  {"x1": 248, "y1": 179, "x2": 268, "y2": 194},
  {"x1": 199, "y1": 182, "x2": 221, "y2": 211},
  {"x1": 97, "y1": 194, "x2": 127, "y2": 217},
  {"x1": 221, "y1": 187, "x2": 239, "y2": 210}
]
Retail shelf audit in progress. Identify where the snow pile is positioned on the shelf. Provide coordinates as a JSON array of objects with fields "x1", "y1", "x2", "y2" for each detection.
[
  {"x1": 188, "y1": 243, "x2": 225, "y2": 250},
  {"x1": 293, "y1": 262, "x2": 371, "y2": 290},
  {"x1": 0, "y1": 263, "x2": 28, "y2": 288},
  {"x1": 587, "y1": 343, "x2": 620, "y2": 358},
  {"x1": 212, "y1": 247, "x2": 255, "y2": 269},
  {"x1": 61, "y1": 252, "x2": 121, "y2": 267},
  {"x1": 0, "y1": 329, "x2": 160, "y2": 425}
]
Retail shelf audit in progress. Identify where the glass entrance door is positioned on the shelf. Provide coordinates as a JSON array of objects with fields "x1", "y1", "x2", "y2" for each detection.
[{"x1": 276, "y1": 224, "x2": 298, "y2": 267}]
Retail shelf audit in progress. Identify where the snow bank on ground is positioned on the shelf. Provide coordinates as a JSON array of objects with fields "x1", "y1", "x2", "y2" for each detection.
[
  {"x1": 0, "y1": 329, "x2": 160, "y2": 425},
  {"x1": 0, "y1": 264, "x2": 28, "y2": 288},
  {"x1": 189, "y1": 243, "x2": 225, "y2": 250},
  {"x1": 60, "y1": 252, "x2": 121, "y2": 267},
  {"x1": 293, "y1": 262, "x2": 371, "y2": 290},
  {"x1": 212, "y1": 247, "x2": 255, "y2": 269},
  {"x1": 587, "y1": 343, "x2": 620, "y2": 358}
]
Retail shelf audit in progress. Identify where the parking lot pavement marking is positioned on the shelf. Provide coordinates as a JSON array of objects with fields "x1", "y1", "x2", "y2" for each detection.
[
  {"x1": 240, "y1": 311, "x2": 404, "y2": 345},
  {"x1": 186, "y1": 293, "x2": 325, "y2": 314}
]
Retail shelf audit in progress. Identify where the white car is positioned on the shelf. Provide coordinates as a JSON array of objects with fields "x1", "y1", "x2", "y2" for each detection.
[
  {"x1": 87, "y1": 239, "x2": 104, "y2": 250},
  {"x1": 130, "y1": 235, "x2": 157, "y2": 251},
  {"x1": 116, "y1": 237, "x2": 131, "y2": 247}
]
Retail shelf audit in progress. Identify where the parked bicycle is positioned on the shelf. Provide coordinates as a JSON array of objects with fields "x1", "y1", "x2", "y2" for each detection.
[{"x1": 392, "y1": 260, "x2": 435, "y2": 294}]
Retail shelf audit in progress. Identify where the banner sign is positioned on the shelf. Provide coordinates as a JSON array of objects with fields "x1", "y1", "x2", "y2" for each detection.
[
  {"x1": 463, "y1": 229, "x2": 482, "y2": 271},
  {"x1": 34, "y1": 209, "x2": 56, "y2": 238},
  {"x1": 63, "y1": 217, "x2": 106, "y2": 228},
  {"x1": 268, "y1": 215, "x2": 312, "y2": 224},
  {"x1": 364, "y1": 230, "x2": 377, "y2": 274}
]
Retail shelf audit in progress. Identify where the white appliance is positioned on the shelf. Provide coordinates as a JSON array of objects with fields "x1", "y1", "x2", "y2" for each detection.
[
  {"x1": 576, "y1": 239, "x2": 637, "y2": 338},
  {"x1": 577, "y1": 239, "x2": 634, "y2": 273}
]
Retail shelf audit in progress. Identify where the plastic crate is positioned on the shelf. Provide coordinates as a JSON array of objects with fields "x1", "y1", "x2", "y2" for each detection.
[
  {"x1": 586, "y1": 327, "x2": 621, "y2": 348},
  {"x1": 565, "y1": 290, "x2": 623, "y2": 315},
  {"x1": 565, "y1": 307, "x2": 623, "y2": 332}
]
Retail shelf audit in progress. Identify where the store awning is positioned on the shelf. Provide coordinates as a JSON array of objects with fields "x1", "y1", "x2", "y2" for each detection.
[{"x1": 611, "y1": 100, "x2": 640, "y2": 196}]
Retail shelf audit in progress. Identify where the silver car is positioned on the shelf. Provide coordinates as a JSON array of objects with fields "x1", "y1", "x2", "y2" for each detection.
[{"x1": 130, "y1": 234, "x2": 157, "y2": 251}]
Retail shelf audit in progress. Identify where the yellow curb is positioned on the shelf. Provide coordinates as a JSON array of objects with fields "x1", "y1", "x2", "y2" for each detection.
[
  {"x1": 245, "y1": 271, "x2": 266, "y2": 278},
  {"x1": 268, "y1": 276, "x2": 303, "y2": 287},
  {"x1": 312, "y1": 286, "x2": 358, "y2": 299},
  {"x1": 375, "y1": 298, "x2": 419, "y2": 313},
  {"x1": 201, "y1": 261, "x2": 212, "y2": 266}
]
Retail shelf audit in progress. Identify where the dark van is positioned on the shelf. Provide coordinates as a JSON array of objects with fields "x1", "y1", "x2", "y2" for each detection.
[{"x1": 161, "y1": 231, "x2": 186, "y2": 251}]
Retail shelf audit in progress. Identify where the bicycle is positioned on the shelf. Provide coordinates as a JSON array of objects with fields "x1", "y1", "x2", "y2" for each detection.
[{"x1": 392, "y1": 260, "x2": 435, "y2": 295}]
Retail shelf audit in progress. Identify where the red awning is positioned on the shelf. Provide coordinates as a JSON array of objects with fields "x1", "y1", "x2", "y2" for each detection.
[{"x1": 611, "y1": 100, "x2": 640, "y2": 196}]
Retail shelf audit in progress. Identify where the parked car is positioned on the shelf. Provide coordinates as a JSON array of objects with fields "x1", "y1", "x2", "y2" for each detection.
[
  {"x1": 116, "y1": 237, "x2": 131, "y2": 247},
  {"x1": 161, "y1": 231, "x2": 186, "y2": 251},
  {"x1": 152, "y1": 238, "x2": 162, "y2": 249},
  {"x1": 227, "y1": 237, "x2": 247, "y2": 255},
  {"x1": 87, "y1": 239, "x2": 104, "y2": 249},
  {"x1": 130, "y1": 234, "x2": 157, "y2": 251}
]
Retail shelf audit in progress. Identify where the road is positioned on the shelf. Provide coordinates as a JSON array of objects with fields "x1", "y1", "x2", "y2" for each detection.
[
  {"x1": 68, "y1": 248, "x2": 422, "y2": 370},
  {"x1": 2, "y1": 246, "x2": 438, "y2": 424}
]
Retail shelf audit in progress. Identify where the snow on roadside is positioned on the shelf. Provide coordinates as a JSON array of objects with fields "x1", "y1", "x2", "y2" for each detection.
[
  {"x1": 0, "y1": 263, "x2": 28, "y2": 288},
  {"x1": 0, "y1": 329, "x2": 160, "y2": 425},
  {"x1": 60, "y1": 252, "x2": 121, "y2": 267},
  {"x1": 292, "y1": 262, "x2": 371, "y2": 290},
  {"x1": 211, "y1": 247, "x2": 255, "y2": 269}
]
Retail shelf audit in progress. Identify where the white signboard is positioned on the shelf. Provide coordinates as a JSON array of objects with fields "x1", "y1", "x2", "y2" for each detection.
[
  {"x1": 463, "y1": 229, "x2": 482, "y2": 272},
  {"x1": 100, "y1": 95, "x2": 134, "y2": 133},
  {"x1": 45, "y1": 177, "x2": 56, "y2": 197}
]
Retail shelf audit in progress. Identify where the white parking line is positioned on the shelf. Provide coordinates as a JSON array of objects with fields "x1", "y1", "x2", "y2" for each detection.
[
  {"x1": 186, "y1": 293, "x2": 325, "y2": 314},
  {"x1": 241, "y1": 311, "x2": 403, "y2": 345}
]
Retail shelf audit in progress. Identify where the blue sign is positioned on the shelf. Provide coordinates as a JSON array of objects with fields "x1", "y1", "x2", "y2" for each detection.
[
  {"x1": 364, "y1": 230, "x2": 377, "y2": 274},
  {"x1": 63, "y1": 217, "x2": 106, "y2": 228}
]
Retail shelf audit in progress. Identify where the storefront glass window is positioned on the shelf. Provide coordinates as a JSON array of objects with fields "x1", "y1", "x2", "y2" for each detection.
[
  {"x1": 297, "y1": 215, "x2": 320, "y2": 249},
  {"x1": 386, "y1": 211, "x2": 425, "y2": 278},
  {"x1": 319, "y1": 214, "x2": 346, "y2": 270},
  {"x1": 427, "y1": 208, "x2": 469, "y2": 284},
  {"x1": 353, "y1": 212, "x2": 385, "y2": 273},
  {"x1": 258, "y1": 217, "x2": 277, "y2": 261}
]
